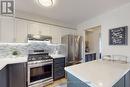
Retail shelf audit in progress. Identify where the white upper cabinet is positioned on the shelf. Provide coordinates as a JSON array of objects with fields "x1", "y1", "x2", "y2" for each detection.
[
  {"x1": 0, "y1": 17, "x2": 28, "y2": 43},
  {"x1": 15, "y1": 19, "x2": 28, "y2": 43},
  {"x1": 28, "y1": 21, "x2": 40, "y2": 35},
  {"x1": 0, "y1": 17, "x2": 15, "y2": 43},
  {"x1": 39, "y1": 23, "x2": 61, "y2": 44},
  {"x1": 60, "y1": 28, "x2": 76, "y2": 37},
  {"x1": 39, "y1": 23, "x2": 51, "y2": 36},
  {"x1": 0, "y1": 17, "x2": 77, "y2": 43},
  {"x1": 49, "y1": 26, "x2": 61, "y2": 44}
]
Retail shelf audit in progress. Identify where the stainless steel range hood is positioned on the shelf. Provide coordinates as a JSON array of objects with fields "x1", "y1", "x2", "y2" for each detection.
[{"x1": 28, "y1": 34, "x2": 52, "y2": 42}]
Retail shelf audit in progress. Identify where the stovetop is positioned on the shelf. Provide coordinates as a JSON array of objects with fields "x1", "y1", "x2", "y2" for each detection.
[{"x1": 28, "y1": 50, "x2": 53, "y2": 62}]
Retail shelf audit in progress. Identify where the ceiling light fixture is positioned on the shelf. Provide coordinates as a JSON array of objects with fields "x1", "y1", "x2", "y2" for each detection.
[{"x1": 37, "y1": 0, "x2": 53, "y2": 7}]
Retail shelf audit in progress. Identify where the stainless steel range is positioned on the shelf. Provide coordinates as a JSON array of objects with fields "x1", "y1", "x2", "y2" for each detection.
[{"x1": 28, "y1": 50, "x2": 53, "y2": 87}]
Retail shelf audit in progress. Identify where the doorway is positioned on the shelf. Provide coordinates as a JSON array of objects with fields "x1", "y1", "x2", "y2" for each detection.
[{"x1": 85, "y1": 26, "x2": 101, "y2": 60}]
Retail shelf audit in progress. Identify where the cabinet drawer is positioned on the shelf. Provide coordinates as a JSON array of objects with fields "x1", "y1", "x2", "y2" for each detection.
[
  {"x1": 54, "y1": 67, "x2": 64, "y2": 72},
  {"x1": 53, "y1": 58, "x2": 65, "y2": 64},
  {"x1": 53, "y1": 71, "x2": 65, "y2": 80},
  {"x1": 54, "y1": 62, "x2": 65, "y2": 68}
]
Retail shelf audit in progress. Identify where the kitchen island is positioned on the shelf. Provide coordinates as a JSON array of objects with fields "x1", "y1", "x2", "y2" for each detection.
[{"x1": 65, "y1": 60, "x2": 130, "y2": 87}]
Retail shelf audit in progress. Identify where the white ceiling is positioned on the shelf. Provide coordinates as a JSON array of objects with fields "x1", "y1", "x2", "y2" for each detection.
[{"x1": 15, "y1": 0, "x2": 130, "y2": 28}]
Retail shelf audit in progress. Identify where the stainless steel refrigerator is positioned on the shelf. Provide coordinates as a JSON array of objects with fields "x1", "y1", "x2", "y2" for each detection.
[{"x1": 61, "y1": 35, "x2": 82, "y2": 66}]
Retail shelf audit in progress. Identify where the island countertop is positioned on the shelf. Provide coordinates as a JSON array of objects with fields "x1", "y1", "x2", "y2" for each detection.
[
  {"x1": 65, "y1": 60, "x2": 130, "y2": 87},
  {"x1": 0, "y1": 57, "x2": 27, "y2": 70}
]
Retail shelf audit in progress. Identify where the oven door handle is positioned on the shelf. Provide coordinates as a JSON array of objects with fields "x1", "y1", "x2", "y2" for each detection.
[{"x1": 28, "y1": 61, "x2": 53, "y2": 68}]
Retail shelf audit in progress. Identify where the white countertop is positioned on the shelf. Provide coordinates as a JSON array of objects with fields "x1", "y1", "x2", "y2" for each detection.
[
  {"x1": 0, "y1": 57, "x2": 27, "y2": 70},
  {"x1": 50, "y1": 54, "x2": 65, "y2": 59},
  {"x1": 85, "y1": 52, "x2": 96, "y2": 55},
  {"x1": 65, "y1": 60, "x2": 130, "y2": 87}
]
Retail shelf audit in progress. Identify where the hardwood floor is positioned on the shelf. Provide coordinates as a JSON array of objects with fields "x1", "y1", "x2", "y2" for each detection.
[{"x1": 45, "y1": 78, "x2": 67, "y2": 87}]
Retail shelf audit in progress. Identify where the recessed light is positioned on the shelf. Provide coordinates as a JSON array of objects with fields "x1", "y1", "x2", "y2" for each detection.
[
  {"x1": 37, "y1": 0, "x2": 54, "y2": 7},
  {"x1": 98, "y1": 82, "x2": 103, "y2": 86}
]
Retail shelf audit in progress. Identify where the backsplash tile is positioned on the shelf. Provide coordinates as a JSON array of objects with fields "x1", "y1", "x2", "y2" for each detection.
[
  {"x1": 28, "y1": 41, "x2": 66, "y2": 55},
  {"x1": 0, "y1": 43, "x2": 28, "y2": 58},
  {"x1": 28, "y1": 41, "x2": 49, "y2": 52},
  {"x1": 0, "y1": 42, "x2": 65, "y2": 58}
]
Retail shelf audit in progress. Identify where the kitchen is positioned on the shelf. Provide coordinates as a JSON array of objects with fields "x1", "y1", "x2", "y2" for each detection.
[{"x1": 0, "y1": 0, "x2": 130, "y2": 87}]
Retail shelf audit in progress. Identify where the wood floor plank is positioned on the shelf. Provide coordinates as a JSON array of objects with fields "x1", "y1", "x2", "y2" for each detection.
[{"x1": 45, "y1": 78, "x2": 67, "y2": 87}]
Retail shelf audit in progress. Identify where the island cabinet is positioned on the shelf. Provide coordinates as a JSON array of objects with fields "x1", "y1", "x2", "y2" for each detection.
[
  {"x1": 66, "y1": 71, "x2": 130, "y2": 87},
  {"x1": 113, "y1": 71, "x2": 130, "y2": 87},
  {"x1": 124, "y1": 71, "x2": 130, "y2": 87},
  {"x1": 67, "y1": 73, "x2": 90, "y2": 87},
  {"x1": 85, "y1": 53, "x2": 96, "y2": 62},
  {"x1": 53, "y1": 57, "x2": 65, "y2": 80},
  {"x1": 8, "y1": 63, "x2": 27, "y2": 87},
  {"x1": 113, "y1": 77, "x2": 125, "y2": 87}
]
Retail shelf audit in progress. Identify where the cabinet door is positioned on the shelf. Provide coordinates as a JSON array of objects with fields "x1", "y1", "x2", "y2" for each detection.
[
  {"x1": 53, "y1": 58, "x2": 65, "y2": 80},
  {"x1": 125, "y1": 71, "x2": 130, "y2": 87},
  {"x1": 60, "y1": 28, "x2": 76, "y2": 36},
  {"x1": 0, "y1": 67, "x2": 8, "y2": 87},
  {"x1": 8, "y1": 63, "x2": 27, "y2": 87},
  {"x1": 113, "y1": 77, "x2": 125, "y2": 87},
  {"x1": 85, "y1": 55, "x2": 88, "y2": 62},
  {"x1": 40, "y1": 23, "x2": 50, "y2": 36},
  {"x1": 67, "y1": 73, "x2": 90, "y2": 87},
  {"x1": 15, "y1": 19, "x2": 28, "y2": 43},
  {"x1": 85, "y1": 54, "x2": 92, "y2": 62},
  {"x1": 93, "y1": 53, "x2": 96, "y2": 60},
  {"x1": 91, "y1": 53, "x2": 96, "y2": 60},
  {"x1": 49, "y1": 26, "x2": 61, "y2": 44},
  {"x1": 0, "y1": 17, "x2": 15, "y2": 43},
  {"x1": 28, "y1": 21, "x2": 40, "y2": 35}
]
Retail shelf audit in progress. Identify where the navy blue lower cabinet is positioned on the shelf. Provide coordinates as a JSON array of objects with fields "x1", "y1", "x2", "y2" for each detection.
[
  {"x1": 93, "y1": 53, "x2": 96, "y2": 60},
  {"x1": 53, "y1": 57, "x2": 65, "y2": 80},
  {"x1": 85, "y1": 53, "x2": 96, "y2": 62},
  {"x1": 0, "y1": 66, "x2": 8, "y2": 87},
  {"x1": 8, "y1": 63, "x2": 27, "y2": 87},
  {"x1": 113, "y1": 77, "x2": 125, "y2": 87},
  {"x1": 112, "y1": 70, "x2": 130, "y2": 87},
  {"x1": 125, "y1": 71, "x2": 130, "y2": 87},
  {"x1": 0, "y1": 63, "x2": 27, "y2": 87},
  {"x1": 66, "y1": 70, "x2": 130, "y2": 87},
  {"x1": 67, "y1": 72, "x2": 90, "y2": 87}
]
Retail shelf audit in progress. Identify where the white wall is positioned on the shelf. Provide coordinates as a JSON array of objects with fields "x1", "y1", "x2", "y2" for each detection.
[{"x1": 77, "y1": 2, "x2": 130, "y2": 62}]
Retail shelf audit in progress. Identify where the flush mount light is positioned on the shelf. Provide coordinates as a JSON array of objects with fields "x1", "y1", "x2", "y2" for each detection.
[{"x1": 37, "y1": 0, "x2": 54, "y2": 7}]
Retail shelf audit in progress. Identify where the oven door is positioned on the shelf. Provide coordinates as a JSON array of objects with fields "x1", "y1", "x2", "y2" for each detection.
[{"x1": 28, "y1": 61, "x2": 53, "y2": 86}]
